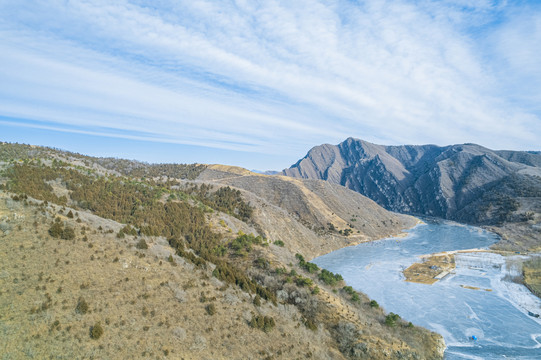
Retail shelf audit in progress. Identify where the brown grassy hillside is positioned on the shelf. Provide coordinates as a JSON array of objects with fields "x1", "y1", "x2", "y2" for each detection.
[
  {"x1": 0, "y1": 143, "x2": 445, "y2": 359},
  {"x1": 197, "y1": 167, "x2": 418, "y2": 260}
]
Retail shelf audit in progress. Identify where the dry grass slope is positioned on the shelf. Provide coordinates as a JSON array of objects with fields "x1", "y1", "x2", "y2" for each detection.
[
  {"x1": 196, "y1": 169, "x2": 418, "y2": 260},
  {"x1": 0, "y1": 192, "x2": 445, "y2": 359},
  {"x1": 523, "y1": 258, "x2": 541, "y2": 299},
  {"x1": 0, "y1": 194, "x2": 345, "y2": 359}
]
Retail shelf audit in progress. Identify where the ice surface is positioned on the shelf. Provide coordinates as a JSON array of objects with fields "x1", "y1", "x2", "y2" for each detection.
[{"x1": 314, "y1": 220, "x2": 541, "y2": 359}]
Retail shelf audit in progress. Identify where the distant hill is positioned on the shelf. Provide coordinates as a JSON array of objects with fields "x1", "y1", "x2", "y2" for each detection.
[
  {"x1": 197, "y1": 164, "x2": 418, "y2": 259},
  {"x1": 283, "y1": 138, "x2": 541, "y2": 251},
  {"x1": 251, "y1": 169, "x2": 280, "y2": 175}
]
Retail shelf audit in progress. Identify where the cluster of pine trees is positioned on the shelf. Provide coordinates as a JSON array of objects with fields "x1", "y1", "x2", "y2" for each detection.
[
  {"x1": 90, "y1": 158, "x2": 207, "y2": 180},
  {"x1": 3, "y1": 162, "x2": 276, "y2": 303},
  {"x1": 183, "y1": 183, "x2": 253, "y2": 221},
  {"x1": 3, "y1": 161, "x2": 68, "y2": 205}
]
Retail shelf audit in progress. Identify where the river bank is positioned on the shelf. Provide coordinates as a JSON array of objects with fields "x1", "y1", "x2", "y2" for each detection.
[{"x1": 313, "y1": 219, "x2": 541, "y2": 359}]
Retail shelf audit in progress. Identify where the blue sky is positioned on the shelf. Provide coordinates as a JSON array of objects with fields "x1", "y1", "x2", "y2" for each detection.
[{"x1": 0, "y1": 0, "x2": 540, "y2": 170}]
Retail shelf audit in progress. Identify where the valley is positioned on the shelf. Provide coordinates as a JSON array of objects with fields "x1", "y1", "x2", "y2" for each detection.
[
  {"x1": 283, "y1": 137, "x2": 541, "y2": 253},
  {"x1": 1, "y1": 139, "x2": 539, "y2": 359}
]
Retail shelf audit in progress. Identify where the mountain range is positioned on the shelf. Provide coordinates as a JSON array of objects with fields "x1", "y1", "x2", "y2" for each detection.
[{"x1": 283, "y1": 138, "x2": 541, "y2": 251}]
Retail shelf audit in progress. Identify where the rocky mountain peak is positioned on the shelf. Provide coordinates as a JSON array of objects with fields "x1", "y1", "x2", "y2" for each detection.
[{"x1": 283, "y1": 138, "x2": 541, "y2": 231}]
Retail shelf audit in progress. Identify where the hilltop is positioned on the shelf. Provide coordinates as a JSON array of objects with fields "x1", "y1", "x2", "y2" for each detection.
[{"x1": 0, "y1": 143, "x2": 444, "y2": 359}]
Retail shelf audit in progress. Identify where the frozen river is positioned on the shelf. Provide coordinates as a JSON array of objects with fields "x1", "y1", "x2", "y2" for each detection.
[{"x1": 313, "y1": 220, "x2": 541, "y2": 359}]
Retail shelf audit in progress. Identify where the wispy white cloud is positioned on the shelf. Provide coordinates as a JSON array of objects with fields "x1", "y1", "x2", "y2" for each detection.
[
  {"x1": 0, "y1": 0, "x2": 539, "y2": 168},
  {"x1": 484, "y1": 4, "x2": 541, "y2": 108}
]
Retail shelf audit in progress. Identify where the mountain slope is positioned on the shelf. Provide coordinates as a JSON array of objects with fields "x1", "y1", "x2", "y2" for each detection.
[
  {"x1": 0, "y1": 142, "x2": 444, "y2": 359},
  {"x1": 197, "y1": 165, "x2": 418, "y2": 259},
  {"x1": 284, "y1": 138, "x2": 541, "y2": 250}
]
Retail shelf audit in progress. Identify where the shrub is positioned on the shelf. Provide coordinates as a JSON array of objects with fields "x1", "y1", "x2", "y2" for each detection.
[
  {"x1": 254, "y1": 257, "x2": 270, "y2": 270},
  {"x1": 213, "y1": 244, "x2": 227, "y2": 257},
  {"x1": 289, "y1": 269, "x2": 297, "y2": 276},
  {"x1": 76, "y1": 297, "x2": 89, "y2": 314},
  {"x1": 303, "y1": 317, "x2": 318, "y2": 331},
  {"x1": 369, "y1": 300, "x2": 379, "y2": 308},
  {"x1": 205, "y1": 303, "x2": 216, "y2": 316},
  {"x1": 339, "y1": 228, "x2": 353, "y2": 236},
  {"x1": 302, "y1": 261, "x2": 319, "y2": 274},
  {"x1": 49, "y1": 221, "x2": 75, "y2": 240},
  {"x1": 136, "y1": 238, "x2": 148, "y2": 250},
  {"x1": 343, "y1": 286, "x2": 355, "y2": 295},
  {"x1": 212, "y1": 263, "x2": 276, "y2": 304},
  {"x1": 61, "y1": 226, "x2": 75, "y2": 240},
  {"x1": 253, "y1": 295, "x2": 261, "y2": 307},
  {"x1": 249, "y1": 315, "x2": 275, "y2": 332},
  {"x1": 296, "y1": 276, "x2": 313, "y2": 287},
  {"x1": 274, "y1": 240, "x2": 285, "y2": 247},
  {"x1": 296, "y1": 253, "x2": 319, "y2": 273},
  {"x1": 122, "y1": 225, "x2": 137, "y2": 236},
  {"x1": 199, "y1": 292, "x2": 209, "y2": 303},
  {"x1": 385, "y1": 312, "x2": 400, "y2": 327},
  {"x1": 48, "y1": 222, "x2": 63, "y2": 238},
  {"x1": 90, "y1": 322, "x2": 104, "y2": 339},
  {"x1": 50, "y1": 319, "x2": 61, "y2": 331},
  {"x1": 343, "y1": 286, "x2": 360, "y2": 302},
  {"x1": 319, "y1": 269, "x2": 343, "y2": 286},
  {"x1": 230, "y1": 233, "x2": 263, "y2": 256}
]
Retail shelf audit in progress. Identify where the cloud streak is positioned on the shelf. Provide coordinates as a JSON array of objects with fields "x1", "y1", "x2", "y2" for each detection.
[{"x1": 0, "y1": 0, "x2": 539, "y2": 168}]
